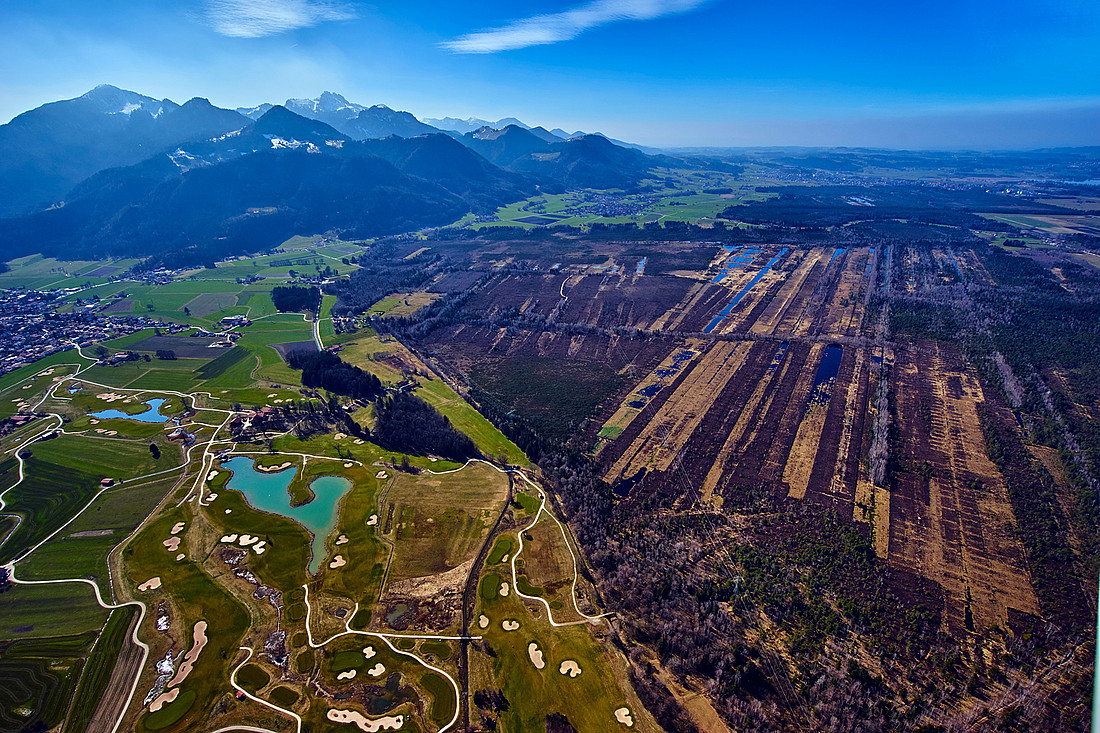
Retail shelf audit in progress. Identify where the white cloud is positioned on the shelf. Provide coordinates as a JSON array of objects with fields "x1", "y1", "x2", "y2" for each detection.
[
  {"x1": 204, "y1": 0, "x2": 356, "y2": 38},
  {"x1": 443, "y1": 0, "x2": 710, "y2": 53}
]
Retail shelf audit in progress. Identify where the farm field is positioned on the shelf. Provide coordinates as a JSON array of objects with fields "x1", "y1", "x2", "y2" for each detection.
[
  {"x1": 396, "y1": 231, "x2": 1098, "y2": 730},
  {"x1": 4, "y1": 162, "x2": 1100, "y2": 733}
]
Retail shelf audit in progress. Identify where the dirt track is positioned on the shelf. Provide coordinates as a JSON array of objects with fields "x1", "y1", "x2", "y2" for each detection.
[{"x1": 85, "y1": 609, "x2": 145, "y2": 733}]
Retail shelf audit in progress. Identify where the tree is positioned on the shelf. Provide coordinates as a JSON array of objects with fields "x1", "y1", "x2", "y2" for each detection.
[
  {"x1": 94, "y1": 345, "x2": 108, "y2": 360},
  {"x1": 149, "y1": 443, "x2": 160, "y2": 459},
  {"x1": 155, "y1": 350, "x2": 177, "y2": 360}
]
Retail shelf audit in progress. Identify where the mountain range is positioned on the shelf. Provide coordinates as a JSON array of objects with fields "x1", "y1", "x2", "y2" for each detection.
[{"x1": 0, "y1": 86, "x2": 681, "y2": 266}]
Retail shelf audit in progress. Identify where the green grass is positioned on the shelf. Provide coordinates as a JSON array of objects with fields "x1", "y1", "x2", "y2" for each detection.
[
  {"x1": 236, "y1": 663, "x2": 271, "y2": 692},
  {"x1": 27, "y1": 433, "x2": 165, "y2": 479},
  {"x1": 194, "y1": 347, "x2": 249, "y2": 379},
  {"x1": 0, "y1": 349, "x2": 92, "y2": 393},
  {"x1": 514, "y1": 491, "x2": 540, "y2": 515},
  {"x1": 416, "y1": 379, "x2": 528, "y2": 466},
  {"x1": 487, "y1": 537, "x2": 513, "y2": 565},
  {"x1": 515, "y1": 574, "x2": 544, "y2": 597},
  {"x1": 143, "y1": 689, "x2": 196, "y2": 730},
  {"x1": 330, "y1": 650, "x2": 366, "y2": 672},
  {"x1": 368, "y1": 296, "x2": 401, "y2": 316},
  {"x1": 480, "y1": 572, "x2": 502, "y2": 601},
  {"x1": 476, "y1": 587, "x2": 642, "y2": 733},
  {"x1": 19, "y1": 474, "x2": 179, "y2": 598},
  {"x1": 421, "y1": 671, "x2": 456, "y2": 729},
  {"x1": 295, "y1": 650, "x2": 315, "y2": 674},
  {"x1": 184, "y1": 290, "x2": 241, "y2": 318},
  {"x1": 420, "y1": 640, "x2": 452, "y2": 661},
  {"x1": 0, "y1": 457, "x2": 104, "y2": 565},
  {"x1": 269, "y1": 686, "x2": 300, "y2": 707},
  {"x1": 0, "y1": 582, "x2": 109, "y2": 639}
]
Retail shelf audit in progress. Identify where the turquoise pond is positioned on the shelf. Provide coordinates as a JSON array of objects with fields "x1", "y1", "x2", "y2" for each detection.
[
  {"x1": 90, "y1": 397, "x2": 171, "y2": 422},
  {"x1": 220, "y1": 456, "x2": 352, "y2": 574}
]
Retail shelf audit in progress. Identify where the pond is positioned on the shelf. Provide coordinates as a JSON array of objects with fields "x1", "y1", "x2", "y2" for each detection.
[
  {"x1": 220, "y1": 456, "x2": 352, "y2": 574},
  {"x1": 90, "y1": 397, "x2": 172, "y2": 422},
  {"x1": 704, "y1": 247, "x2": 788, "y2": 334}
]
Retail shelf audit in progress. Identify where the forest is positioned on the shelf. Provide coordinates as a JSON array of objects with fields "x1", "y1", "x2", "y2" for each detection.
[
  {"x1": 372, "y1": 392, "x2": 477, "y2": 461},
  {"x1": 271, "y1": 285, "x2": 321, "y2": 313},
  {"x1": 285, "y1": 349, "x2": 383, "y2": 400}
]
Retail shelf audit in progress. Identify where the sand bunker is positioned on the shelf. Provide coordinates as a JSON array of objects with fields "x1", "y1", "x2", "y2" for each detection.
[
  {"x1": 367, "y1": 515, "x2": 378, "y2": 526},
  {"x1": 559, "y1": 660, "x2": 582, "y2": 678},
  {"x1": 239, "y1": 535, "x2": 258, "y2": 546},
  {"x1": 367, "y1": 663, "x2": 385, "y2": 677},
  {"x1": 221, "y1": 534, "x2": 239, "y2": 543},
  {"x1": 499, "y1": 582, "x2": 510, "y2": 597},
  {"x1": 326, "y1": 710, "x2": 404, "y2": 732},
  {"x1": 225, "y1": 509, "x2": 232, "y2": 514},
  {"x1": 336, "y1": 535, "x2": 349, "y2": 545},
  {"x1": 478, "y1": 615, "x2": 489, "y2": 629},
  {"x1": 329, "y1": 555, "x2": 347, "y2": 569},
  {"x1": 168, "y1": 621, "x2": 208, "y2": 687},
  {"x1": 502, "y1": 620, "x2": 519, "y2": 632},
  {"x1": 90, "y1": 419, "x2": 99, "y2": 424},
  {"x1": 106, "y1": 430, "x2": 117, "y2": 436},
  {"x1": 207, "y1": 493, "x2": 218, "y2": 501},
  {"x1": 253, "y1": 541, "x2": 267, "y2": 554},
  {"x1": 375, "y1": 471, "x2": 388, "y2": 480},
  {"x1": 171, "y1": 522, "x2": 186, "y2": 535},
  {"x1": 362, "y1": 646, "x2": 376, "y2": 659},
  {"x1": 148, "y1": 688, "x2": 179, "y2": 712},
  {"x1": 354, "y1": 439, "x2": 363, "y2": 445},
  {"x1": 257, "y1": 462, "x2": 292, "y2": 473},
  {"x1": 615, "y1": 708, "x2": 635, "y2": 727},
  {"x1": 334, "y1": 432, "x2": 346, "y2": 440},
  {"x1": 175, "y1": 553, "x2": 185, "y2": 561},
  {"x1": 527, "y1": 642, "x2": 545, "y2": 669},
  {"x1": 138, "y1": 577, "x2": 162, "y2": 592},
  {"x1": 344, "y1": 462, "x2": 353, "y2": 468},
  {"x1": 337, "y1": 669, "x2": 357, "y2": 681},
  {"x1": 207, "y1": 470, "x2": 219, "y2": 481},
  {"x1": 162, "y1": 537, "x2": 181, "y2": 552}
]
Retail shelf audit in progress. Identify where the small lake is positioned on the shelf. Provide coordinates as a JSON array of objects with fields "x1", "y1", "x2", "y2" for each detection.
[
  {"x1": 704, "y1": 247, "x2": 788, "y2": 334},
  {"x1": 90, "y1": 397, "x2": 171, "y2": 422},
  {"x1": 221, "y1": 456, "x2": 352, "y2": 574}
]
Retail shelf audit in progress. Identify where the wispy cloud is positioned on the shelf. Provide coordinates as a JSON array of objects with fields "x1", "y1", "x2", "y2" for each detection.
[
  {"x1": 443, "y1": 0, "x2": 709, "y2": 53},
  {"x1": 204, "y1": 0, "x2": 356, "y2": 38}
]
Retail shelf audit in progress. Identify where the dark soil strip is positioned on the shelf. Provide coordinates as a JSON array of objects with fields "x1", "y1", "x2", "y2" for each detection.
[
  {"x1": 674, "y1": 285, "x2": 732, "y2": 333},
  {"x1": 724, "y1": 342, "x2": 812, "y2": 496},
  {"x1": 669, "y1": 342, "x2": 776, "y2": 487},
  {"x1": 775, "y1": 260, "x2": 826, "y2": 333},
  {"x1": 805, "y1": 346, "x2": 859, "y2": 510}
]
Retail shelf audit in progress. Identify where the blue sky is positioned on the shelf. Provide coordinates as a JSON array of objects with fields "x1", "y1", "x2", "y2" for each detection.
[{"x1": 2, "y1": 0, "x2": 1099, "y2": 148}]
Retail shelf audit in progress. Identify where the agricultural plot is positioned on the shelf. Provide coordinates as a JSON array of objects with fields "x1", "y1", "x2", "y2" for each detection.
[
  {"x1": 381, "y1": 462, "x2": 509, "y2": 588},
  {"x1": 367, "y1": 291, "x2": 442, "y2": 318},
  {"x1": 887, "y1": 342, "x2": 1040, "y2": 632}
]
